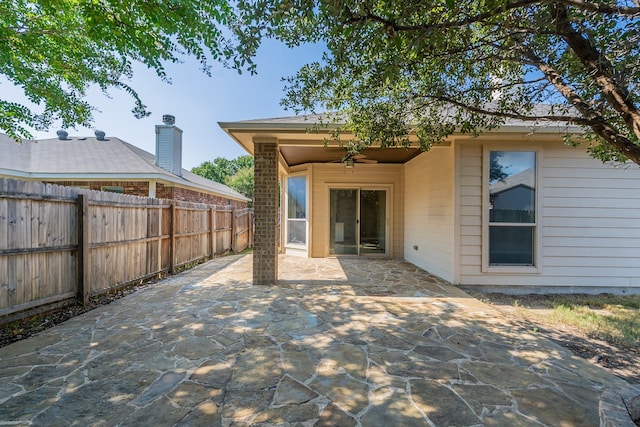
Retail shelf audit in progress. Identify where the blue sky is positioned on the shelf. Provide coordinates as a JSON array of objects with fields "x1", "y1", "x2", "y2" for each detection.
[{"x1": 2, "y1": 40, "x2": 323, "y2": 169}]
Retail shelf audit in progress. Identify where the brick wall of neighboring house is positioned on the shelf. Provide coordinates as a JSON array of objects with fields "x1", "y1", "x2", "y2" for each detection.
[
  {"x1": 155, "y1": 183, "x2": 174, "y2": 201},
  {"x1": 44, "y1": 180, "x2": 149, "y2": 196},
  {"x1": 156, "y1": 183, "x2": 247, "y2": 208},
  {"x1": 42, "y1": 180, "x2": 246, "y2": 208}
]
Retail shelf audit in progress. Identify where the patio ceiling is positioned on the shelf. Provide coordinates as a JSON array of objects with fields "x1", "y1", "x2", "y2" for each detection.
[
  {"x1": 279, "y1": 145, "x2": 423, "y2": 167},
  {"x1": 218, "y1": 118, "x2": 425, "y2": 168}
]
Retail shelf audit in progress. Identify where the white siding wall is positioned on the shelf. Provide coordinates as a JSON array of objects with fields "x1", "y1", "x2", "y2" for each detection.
[
  {"x1": 458, "y1": 144, "x2": 483, "y2": 282},
  {"x1": 404, "y1": 147, "x2": 455, "y2": 281},
  {"x1": 458, "y1": 141, "x2": 640, "y2": 290},
  {"x1": 541, "y1": 145, "x2": 640, "y2": 288}
]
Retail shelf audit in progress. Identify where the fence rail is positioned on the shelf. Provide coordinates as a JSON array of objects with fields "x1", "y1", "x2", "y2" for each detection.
[{"x1": 0, "y1": 179, "x2": 252, "y2": 324}]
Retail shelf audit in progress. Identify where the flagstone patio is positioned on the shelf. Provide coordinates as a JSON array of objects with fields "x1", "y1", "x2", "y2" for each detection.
[{"x1": 0, "y1": 255, "x2": 632, "y2": 426}]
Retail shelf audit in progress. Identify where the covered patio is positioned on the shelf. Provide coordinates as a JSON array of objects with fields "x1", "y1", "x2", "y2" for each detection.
[
  {"x1": 220, "y1": 116, "x2": 430, "y2": 286},
  {"x1": 0, "y1": 255, "x2": 632, "y2": 426}
]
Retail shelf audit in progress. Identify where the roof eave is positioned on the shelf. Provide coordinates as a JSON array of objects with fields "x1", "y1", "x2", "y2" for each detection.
[
  {"x1": 219, "y1": 120, "x2": 586, "y2": 156},
  {"x1": 0, "y1": 171, "x2": 249, "y2": 202}
]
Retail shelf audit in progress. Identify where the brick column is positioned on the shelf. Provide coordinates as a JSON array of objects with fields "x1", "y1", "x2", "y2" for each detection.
[{"x1": 253, "y1": 139, "x2": 278, "y2": 285}]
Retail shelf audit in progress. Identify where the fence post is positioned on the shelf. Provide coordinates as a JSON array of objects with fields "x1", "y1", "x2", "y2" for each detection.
[
  {"x1": 170, "y1": 203, "x2": 176, "y2": 273},
  {"x1": 77, "y1": 194, "x2": 90, "y2": 304},
  {"x1": 157, "y1": 202, "x2": 163, "y2": 274},
  {"x1": 249, "y1": 210, "x2": 254, "y2": 248},
  {"x1": 208, "y1": 207, "x2": 214, "y2": 259},
  {"x1": 231, "y1": 208, "x2": 238, "y2": 253},
  {"x1": 214, "y1": 206, "x2": 219, "y2": 256}
]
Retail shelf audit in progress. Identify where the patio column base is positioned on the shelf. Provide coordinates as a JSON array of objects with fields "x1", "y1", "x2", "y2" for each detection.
[{"x1": 253, "y1": 139, "x2": 278, "y2": 285}]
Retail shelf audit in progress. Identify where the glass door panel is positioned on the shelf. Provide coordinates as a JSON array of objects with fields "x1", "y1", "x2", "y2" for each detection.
[
  {"x1": 329, "y1": 189, "x2": 358, "y2": 255},
  {"x1": 330, "y1": 188, "x2": 387, "y2": 256},
  {"x1": 359, "y1": 190, "x2": 386, "y2": 255}
]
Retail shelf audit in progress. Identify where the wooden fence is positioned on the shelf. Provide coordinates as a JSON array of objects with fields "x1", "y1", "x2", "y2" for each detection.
[{"x1": 0, "y1": 179, "x2": 253, "y2": 324}]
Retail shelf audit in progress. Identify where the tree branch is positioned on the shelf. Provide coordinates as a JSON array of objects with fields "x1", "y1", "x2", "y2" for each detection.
[
  {"x1": 554, "y1": 3, "x2": 640, "y2": 140},
  {"x1": 523, "y1": 48, "x2": 640, "y2": 163},
  {"x1": 549, "y1": 0, "x2": 640, "y2": 17},
  {"x1": 418, "y1": 93, "x2": 588, "y2": 124}
]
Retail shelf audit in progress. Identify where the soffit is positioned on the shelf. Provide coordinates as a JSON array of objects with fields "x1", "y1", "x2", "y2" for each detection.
[{"x1": 279, "y1": 145, "x2": 422, "y2": 167}]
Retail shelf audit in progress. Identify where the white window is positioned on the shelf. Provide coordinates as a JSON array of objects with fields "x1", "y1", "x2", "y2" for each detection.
[
  {"x1": 487, "y1": 150, "x2": 537, "y2": 267},
  {"x1": 286, "y1": 175, "x2": 307, "y2": 246}
]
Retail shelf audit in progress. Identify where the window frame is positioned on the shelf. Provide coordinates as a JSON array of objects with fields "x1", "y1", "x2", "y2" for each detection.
[
  {"x1": 285, "y1": 173, "x2": 308, "y2": 250},
  {"x1": 482, "y1": 145, "x2": 542, "y2": 274}
]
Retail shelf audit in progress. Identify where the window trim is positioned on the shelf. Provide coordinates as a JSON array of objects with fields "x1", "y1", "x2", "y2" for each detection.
[{"x1": 482, "y1": 145, "x2": 542, "y2": 274}]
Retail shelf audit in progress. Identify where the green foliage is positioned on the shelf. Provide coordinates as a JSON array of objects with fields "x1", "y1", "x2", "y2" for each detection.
[
  {"x1": 225, "y1": 166, "x2": 254, "y2": 206},
  {"x1": 234, "y1": 0, "x2": 640, "y2": 164},
  {"x1": 235, "y1": 155, "x2": 254, "y2": 170},
  {"x1": 192, "y1": 156, "x2": 254, "y2": 183},
  {"x1": 0, "y1": 0, "x2": 250, "y2": 140},
  {"x1": 7, "y1": 1, "x2": 640, "y2": 166},
  {"x1": 192, "y1": 157, "x2": 238, "y2": 184},
  {"x1": 192, "y1": 155, "x2": 254, "y2": 204},
  {"x1": 489, "y1": 155, "x2": 508, "y2": 183}
]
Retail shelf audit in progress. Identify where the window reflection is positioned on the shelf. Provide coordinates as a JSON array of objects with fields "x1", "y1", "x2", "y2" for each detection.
[
  {"x1": 287, "y1": 176, "x2": 306, "y2": 219},
  {"x1": 287, "y1": 175, "x2": 307, "y2": 246},
  {"x1": 489, "y1": 151, "x2": 535, "y2": 224}
]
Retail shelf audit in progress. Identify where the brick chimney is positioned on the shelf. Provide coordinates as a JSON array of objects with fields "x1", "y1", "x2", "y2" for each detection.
[{"x1": 155, "y1": 114, "x2": 183, "y2": 176}]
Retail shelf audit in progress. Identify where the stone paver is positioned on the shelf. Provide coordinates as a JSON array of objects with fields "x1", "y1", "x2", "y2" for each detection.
[{"x1": 0, "y1": 255, "x2": 632, "y2": 426}]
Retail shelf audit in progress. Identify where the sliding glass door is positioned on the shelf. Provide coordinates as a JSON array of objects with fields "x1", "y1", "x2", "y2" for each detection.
[
  {"x1": 329, "y1": 188, "x2": 387, "y2": 256},
  {"x1": 329, "y1": 189, "x2": 358, "y2": 255},
  {"x1": 359, "y1": 190, "x2": 386, "y2": 255}
]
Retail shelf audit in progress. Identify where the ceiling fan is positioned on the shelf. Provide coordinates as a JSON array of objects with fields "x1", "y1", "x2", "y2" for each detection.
[
  {"x1": 348, "y1": 153, "x2": 378, "y2": 164},
  {"x1": 331, "y1": 152, "x2": 378, "y2": 167}
]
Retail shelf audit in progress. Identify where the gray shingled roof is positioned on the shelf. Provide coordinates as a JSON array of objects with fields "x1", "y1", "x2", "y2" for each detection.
[
  {"x1": 226, "y1": 105, "x2": 580, "y2": 130},
  {"x1": 0, "y1": 133, "x2": 249, "y2": 201}
]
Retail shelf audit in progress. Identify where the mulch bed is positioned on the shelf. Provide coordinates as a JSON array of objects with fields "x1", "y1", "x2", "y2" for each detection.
[{"x1": 0, "y1": 276, "x2": 165, "y2": 348}]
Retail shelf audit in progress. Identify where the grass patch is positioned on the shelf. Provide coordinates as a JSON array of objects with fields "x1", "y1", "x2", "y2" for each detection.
[
  {"x1": 481, "y1": 294, "x2": 640, "y2": 350},
  {"x1": 542, "y1": 295, "x2": 640, "y2": 348}
]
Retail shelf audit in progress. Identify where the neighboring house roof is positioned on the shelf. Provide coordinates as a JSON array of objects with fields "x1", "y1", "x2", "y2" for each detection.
[
  {"x1": 0, "y1": 133, "x2": 249, "y2": 202},
  {"x1": 490, "y1": 168, "x2": 535, "y2": 195}
]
